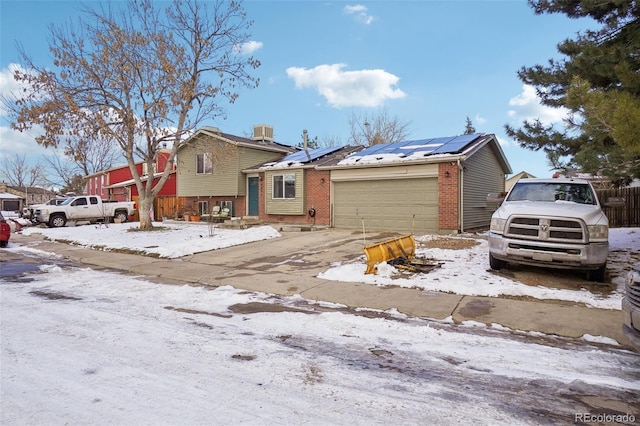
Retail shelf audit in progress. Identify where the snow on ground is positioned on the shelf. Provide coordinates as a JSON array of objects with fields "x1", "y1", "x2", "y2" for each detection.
[
  {"x1": 16, "y1": 223, "x2": 640, "y2": 309},
  {"x1": 1, "y1": 265, "x2": 639, "y2": 425},
  {"x1": 21, "y1": 221, "x2": 280, "y2": 258},
  {"x1": 319, "y1": 228, "x2": 640, "y2": 310}
]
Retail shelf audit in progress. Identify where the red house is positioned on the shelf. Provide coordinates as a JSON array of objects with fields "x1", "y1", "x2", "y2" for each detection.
[{"x1": 84, "y1": 150, "x2": 179, "y2": 219}]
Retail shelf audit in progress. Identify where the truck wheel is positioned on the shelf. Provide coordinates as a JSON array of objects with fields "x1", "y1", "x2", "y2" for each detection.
[
  {"x1": 49, "y1": 215, "x2": 67, "y2": 228},
  {"x1": 489, "y1": 253, "x2": 506, "y2": 270},
  {"x1": 587, "y1": 264, "x2": 606, "y2": 283},
  {"x1": 114, "y1": 211, "x2": 128, "y2": 223}
]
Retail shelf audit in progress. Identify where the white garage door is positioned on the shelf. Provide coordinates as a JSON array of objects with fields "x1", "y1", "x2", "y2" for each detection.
[{"x1": 333, "y1": 178, "x2": 438, "y2": 233}]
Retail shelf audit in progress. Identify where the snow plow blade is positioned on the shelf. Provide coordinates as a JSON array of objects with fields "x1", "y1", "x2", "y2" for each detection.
[{"x1": 364, "y1": 234, "x2": 416, "y2": 274}]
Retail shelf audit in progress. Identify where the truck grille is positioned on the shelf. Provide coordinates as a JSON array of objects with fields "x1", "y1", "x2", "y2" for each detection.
[
  {"x1": 506, "y1": 216, "x2": 585, "y2": 243},
  {"x1": 627, "y1": 271, "x2": 640, "y2": 309}
]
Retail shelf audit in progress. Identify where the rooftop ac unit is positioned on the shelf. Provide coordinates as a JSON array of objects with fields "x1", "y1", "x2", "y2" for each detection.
[{"x1": 253, "y1": 124, "x2": 274, "y2": 142}]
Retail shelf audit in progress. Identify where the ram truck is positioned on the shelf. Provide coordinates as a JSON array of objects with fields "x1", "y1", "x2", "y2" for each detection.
[
  {"x1": 622, "y1": 263, "x2": 640, "y2": 351},
  {"x1": 34, "y1": 195, "x2": 136, "y2": 228},
  {"x1": 487, "y1": 178, "x2": 609, "y2": 282}
]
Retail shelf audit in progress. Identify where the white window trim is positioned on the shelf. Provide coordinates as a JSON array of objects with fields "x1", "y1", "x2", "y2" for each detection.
[
  {"x1": 272, "y1": 173, "x2": 296, "y2": 199},
  {"x1": 196, "y1": 152, "x2": 213, "y2": 175}
]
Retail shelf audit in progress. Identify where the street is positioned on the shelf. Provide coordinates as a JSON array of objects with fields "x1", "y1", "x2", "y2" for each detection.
[{"x1": 1, "y1": 251, "x2": 639, "y2": 425}]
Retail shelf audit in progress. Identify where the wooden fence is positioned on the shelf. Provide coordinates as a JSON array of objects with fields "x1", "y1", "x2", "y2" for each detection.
[
  {"x1": 132, "y1": 196, "x2": 186, "y2": 221},
  {"x1": 597, "y1": 186, "x2": 640, "y2": 228}
]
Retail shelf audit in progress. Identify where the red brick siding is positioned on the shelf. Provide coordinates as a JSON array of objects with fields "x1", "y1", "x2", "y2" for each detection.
[
  {"x1": 438, "y1": 163, "x2": 459, "y2": 231},
  {"x1": 259, "y1": 169, "x2": 331, "y2": 226}
]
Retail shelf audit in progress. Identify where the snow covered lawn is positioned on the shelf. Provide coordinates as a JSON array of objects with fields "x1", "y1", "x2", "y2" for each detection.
[{"x1": 18, "y1": 223, "x2": 640, "y2": 310}]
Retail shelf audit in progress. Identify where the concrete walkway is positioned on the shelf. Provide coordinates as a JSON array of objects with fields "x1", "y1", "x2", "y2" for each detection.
[{"x1": 9, "y1": 229, "x2": 631, "y2": 348}]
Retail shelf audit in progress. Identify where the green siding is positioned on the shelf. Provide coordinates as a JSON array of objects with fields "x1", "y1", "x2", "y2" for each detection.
[
  {"x1": 265, "y1": 169, "x2": 305, "y2": 215},
  {"x1": 462, "y1": 144, "x2": 505, "y2": 230},
  {"x1": 177, "y1": 136, "x2": 283, "y2": 197}
]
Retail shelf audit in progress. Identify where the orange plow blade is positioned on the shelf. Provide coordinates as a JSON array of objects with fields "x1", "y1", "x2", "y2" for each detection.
[{"x1": 364, "y1": 234, "x2": 416, "y2": 274}]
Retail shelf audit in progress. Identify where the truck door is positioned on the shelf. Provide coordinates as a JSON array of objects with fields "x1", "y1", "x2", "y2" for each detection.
[
  {"x1": 87, "y1": 196, "x2": 103, "y2": 219},
  {"x1": 68, "y1": 197, "x2": 88, "y2": 220}
]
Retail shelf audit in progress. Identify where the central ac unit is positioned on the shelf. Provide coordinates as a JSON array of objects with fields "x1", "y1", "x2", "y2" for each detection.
[{"x1": 253, "y1": 124, "x2": 274, "y2": 142}]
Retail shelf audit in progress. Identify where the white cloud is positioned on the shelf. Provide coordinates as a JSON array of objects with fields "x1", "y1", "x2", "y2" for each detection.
[
  {"x1": 286, "y1": 63, "x2": 406, "y2": 108},
  {"x1": 507, "y1": 84, "x2": 569, "y2": 126},
  {"x1": 234, "y1": 40, "x2": 263, "y2": 56},
  {"x1": 474, "y1": 113, "x2": 487, "y2": 125},
  {"x1": 343, "y1": 4, "x2": 374, "y2": 25},
  {"x1": 0, "y1": 63, "x2": 31, "y2": 117}
]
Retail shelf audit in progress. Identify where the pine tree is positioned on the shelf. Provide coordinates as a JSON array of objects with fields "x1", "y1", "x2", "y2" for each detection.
[{"x1": 505, "y1": 0, "x2": 640, "y2": 186}]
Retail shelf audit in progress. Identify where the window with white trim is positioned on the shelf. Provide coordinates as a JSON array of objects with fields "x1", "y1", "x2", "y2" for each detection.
[
  {"x1": 272, "y1": 174, "x2": 295, "y2": 199},
  {"x1": 196, "y1": 153, "x2": 213, "y2": 174},
  {"x1": 197, "y1": 201, "x2": 209, "y2": 215}
]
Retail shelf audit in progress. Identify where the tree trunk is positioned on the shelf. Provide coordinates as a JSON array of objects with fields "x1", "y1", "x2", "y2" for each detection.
[{"x1": 137, "y1": 195, "x2": 154, "y2": 230}]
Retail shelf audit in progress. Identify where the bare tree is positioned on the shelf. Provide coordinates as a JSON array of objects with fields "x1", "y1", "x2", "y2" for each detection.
[
  {"x1": 348, "y1": 108, "x2": 411, "y2": 146},
  {"x1": 44, "y1": 133, "x2": 120, "y2": 193},
  {"x1": 0, "y1": 153, "x2": 47, "y2": 187},
  {"x1": 5, "y1": 0, "x2": 260, "y2": 229}
]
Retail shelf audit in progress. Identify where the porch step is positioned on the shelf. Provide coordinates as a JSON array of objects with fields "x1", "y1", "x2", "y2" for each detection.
[{"x1": 218, "y1": 216, "x2": 262, "y2": 230}]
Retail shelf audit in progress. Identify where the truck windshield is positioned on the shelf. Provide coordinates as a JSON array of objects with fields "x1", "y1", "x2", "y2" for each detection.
[
  {"x1": 60, "y1": 198, "x2": 75, "y2": 206},
  {"x1": 507, "y1": 182, "x2": 597, "y2": 205}
]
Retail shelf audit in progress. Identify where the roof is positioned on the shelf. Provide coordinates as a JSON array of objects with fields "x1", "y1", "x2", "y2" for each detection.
[
  {"x1": 184, "y1": 126, "x2": 297, "y2": 155},
  {"x1": 245, "y1": 145, "x2": 363, "y2": 171},
  {"x1": 0, "y1": 192, "x2": 21, "y2": 199},
  {"x1": 85, "y1": 150, "x2": 173, "y2": 179},
  {"x1": 507, "y1": 171, "x2": 537, "y2": 181},
  {"x1": 325, "y1": 133, "x2": 511, "y2": 173},
  {"x1": 104, "y1": 170, "x2": 176, "y2": 189}
]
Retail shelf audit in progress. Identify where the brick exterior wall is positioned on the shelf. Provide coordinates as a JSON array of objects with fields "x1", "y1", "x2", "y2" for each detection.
[
  {"x1": 258, "y1": 169, "x2": 331, "y2": 226},
  {"x1": 438, "y1": 162, "x2": 459, "y2": 232},
  {"x1": 303, "y1": 169, "x2": 331, "y2": 226}
]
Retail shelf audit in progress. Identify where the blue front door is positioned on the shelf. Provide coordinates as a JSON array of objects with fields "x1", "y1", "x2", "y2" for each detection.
[{"x1": 248, "y1": 177, "x2": 259, "y2": 216}]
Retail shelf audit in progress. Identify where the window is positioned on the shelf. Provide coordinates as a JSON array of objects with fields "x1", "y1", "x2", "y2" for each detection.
[
  {"x1": 142, "y1": 162, "x2": 156, "y2": 176},
  {"x1": 196, "y1": 153, "x2": 213, "y2": 174},
  {"x1": 197, "y1": 201, "x2": 209, "y2": 215},
  {"x1": 273, "y1": 174, "x2": 295, "y2": 199},
  {"x1": 89, "y1": 197, "x2": 99, "y2": 205}
]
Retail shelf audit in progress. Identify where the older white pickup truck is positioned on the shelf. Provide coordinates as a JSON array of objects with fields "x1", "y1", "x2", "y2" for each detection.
[
  {"x1": 488, "y1": 178, "x2": 609, "y2": 282},
  {"x1": 34, "y1": 195, "x2": 136, "y2": 228}
]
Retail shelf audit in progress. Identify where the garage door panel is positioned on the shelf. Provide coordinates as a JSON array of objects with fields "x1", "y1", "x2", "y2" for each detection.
[{"x1": 333, "y1": 178, "x2": 438, "y2": 233}]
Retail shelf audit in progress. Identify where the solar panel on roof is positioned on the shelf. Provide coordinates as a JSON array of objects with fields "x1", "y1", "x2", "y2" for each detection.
[
  {"x1": 280, "y1": 146, "x2": 342, "y2": 163},
  {"x1": 344, "y1": 134, "x2": 483, "y2": 161},
  {"x1": 431, "y1": 134, "x2": 480, "y2": 154}
]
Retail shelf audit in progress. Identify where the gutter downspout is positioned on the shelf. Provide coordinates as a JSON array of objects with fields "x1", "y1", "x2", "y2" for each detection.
[{"x1": 458, "y1": 159, "x2": 463, "y2": 233}]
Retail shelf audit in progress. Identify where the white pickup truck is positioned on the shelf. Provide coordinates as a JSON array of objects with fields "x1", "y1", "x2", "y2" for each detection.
[
  {"x1": 487, "y1": 178, "x2": 609, "y2": 282},
  {"x1": 34, "y1": 195, "x2": 136, "y2": 228}
]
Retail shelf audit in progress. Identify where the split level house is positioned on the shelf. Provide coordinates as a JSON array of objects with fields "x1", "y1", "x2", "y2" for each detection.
[
  {"x1": 240, "y1": 133, "x2": 512, "y2": 234},
  {"x1": 175, "y1": 125, "x2": 297, "y2": 218},
  {"x1": 88, "y1": 126, "x2": 511, "y2": 234}
]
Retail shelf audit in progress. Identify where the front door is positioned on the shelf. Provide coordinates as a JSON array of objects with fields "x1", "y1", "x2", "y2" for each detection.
[{"x1": 248, "y1": 177, "x2": 259, "y2": 216}]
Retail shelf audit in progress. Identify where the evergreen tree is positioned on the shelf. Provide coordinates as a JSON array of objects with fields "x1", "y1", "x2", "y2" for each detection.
[
  {"x1": 505, "y1": 0, "x2": 640, "y2": 186},
  {"x1": 464, "y1": 116, "x2": 476, "y2": 134}
]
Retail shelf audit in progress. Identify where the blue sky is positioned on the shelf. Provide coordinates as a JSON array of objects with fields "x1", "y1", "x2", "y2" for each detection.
[{"x1": 1, "y1": 0, "x2": 593, "y2": 180}]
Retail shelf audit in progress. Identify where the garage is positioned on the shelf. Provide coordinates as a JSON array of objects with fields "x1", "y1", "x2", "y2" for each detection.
[{"x1": 333, "y1": 177, "x2": 438, "y2": 234}]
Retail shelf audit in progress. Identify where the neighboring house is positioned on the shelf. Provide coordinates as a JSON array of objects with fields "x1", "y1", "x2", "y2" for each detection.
[
  {"x1": 0, "y1": 182, "x2": 57, "y2": 212},
  {"x1": 85, "y1": 150, "x2": 178, "y2": 219},
  {"x1": 321, "y1": 133, "x2": 511, "y2": 234},
  {"x1": 244, "y1": 145, "x2": 363, "y2": 227},
  {"x1": 505, "y1": 171, "x2": 536, "y2": 192},
  {"x1": 176, "y1": 125, "x2": 297, "y2": 217}
]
